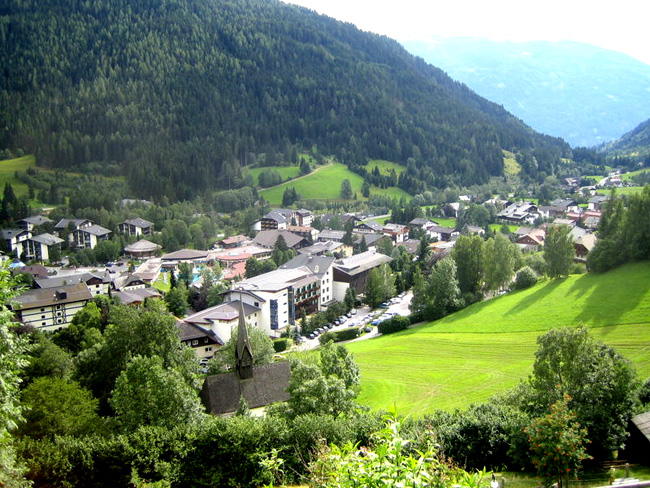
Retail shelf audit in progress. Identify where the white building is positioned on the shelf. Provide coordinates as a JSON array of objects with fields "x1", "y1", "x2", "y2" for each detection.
[{"x1": 11, "y1": 283, "x2": 93, "y2": 330}]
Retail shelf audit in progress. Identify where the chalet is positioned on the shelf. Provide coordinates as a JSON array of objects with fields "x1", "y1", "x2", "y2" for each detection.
[
  {"x1": 298, "y1": 241, "x2": 346, "y2": 257},
  {"x1": 200, "y1": 301, "x2": 290, "y2": 416},
  {"x1": 36, "y1": 271, "x2": 112, "y2": 297},
  {"x1": 1, "y1": 228, "x2": 31, "y2": 254},
  {"x1": 20, "y1": 265, "x2": 50, "y2": 280},
  {"x1": 408, "y1": 217, "x2": 439, "y2": 228},
  {"x1": 260, "y1": 208, "x2": 313, "y2": 230},
  {"x1": 124, "y1": 239, "x2": 161, "y2": 259},
  {"x1": 286, "y1": 225, "x2": 319, "y2": 243},
  {"x1": 72, "y1": 224, "x2": 112, "y2": 249},
  {"x1": 22, "y1": 233, "x2": 64, "y2": 262},
  {"x1": 18, "y1": 215, "x2": 52, "y2": 232},
  {"x1": 466, "y1": 225, "x2": 486, "y2": 236},
  {"x1": 619, "y1": 412, "x2": 650, "y2": 466},
  {"x1": 112, "y1": 287, "x2": 161, "y2": 306},
  {"x1": 252, "y1": 230, "x2": 307, "y2": 250},
  {"x1": 184, "y1": 300, "x2": 262, "y2": 344},
  {"x1": 574, "y1": 234, "x2": 597, "y2": 262},
  {"x1": 497, "y1": 202, "x2": 539, "y2": 224},
  {"x1": 382, "y1": 223, "x2": 409, "y2": 243},
  {"x1": 352, "y1": 232, "x2": 383, "y2": 251},
  {"x1": 11, "y1": 282, "x2": 93, "y2": 330},
  {"x1": 354, "y1": 220, "x2": 384, "y2": 234},
  {"x1": 54, "y1": 218, "x2": 92, "y2": 238},
  {"x1": 332, "y1": 250, "x2": 392, "y2": 301},
  {"x1": 549, "y1": 199, "x2": 580, "y2": 217},
  {"x1": 397, "y1": 239, "x2": 420, "y2": 256},
  {"x1": 218, "y1": 235, "x2": 249, "y2": 249},
  {"x1": 516, "y1": 229, "x2": 546, "y2": 252},
  {"x1": 429, "y1": 225, "x2": 459, "y2": 242},
  {"x1": 112, "y1": 273, "x2": 147, "y2": 291},
  {"x1": 317, "y1": 229, "x2": 346, "y2": 243},
  {"x1": 588, "y1": 194, "x2": 609, "y2": 211},
  {"x1": 118, "y1": 217, "x2": 154, "y2": 237},
  {"x1": 177, "y1": 321, "x2": 222, "y2": 359}
]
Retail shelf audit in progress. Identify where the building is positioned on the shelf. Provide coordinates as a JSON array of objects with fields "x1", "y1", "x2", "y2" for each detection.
[
  {"x1": 1, "y1": 228, "x2": 31, "y2": 254},
  {"x1": 35, "y1": 271, "x2": 112, "y2": 297},
  {"x1": 11, "y1": 282, "x2": 93, "y2": 330},
  {"x1": 177, "y1": 321, "x2": 222, "y2": 359},
  {"x1": 260, "y1": 208, "x2": 313, "y2": 230},
  {"x1": 574, "y1": 234, "x2": 598, "y2": 262},
  {"x1": 497, "y1": 202, "x2": 539, "y2": 224},
  {"x1": 112, "y1": 287, "x2": 161, "y2": 306},
  {"x1": 72, "y1": 224, "x2": 112, "y2": 249},
  {"x1": 382, "y1": 223, "x2": 409, "y2": 243},
  {"x1": 21, "y1": 233, "x2": 64, "y2": 262},
  {"x1": 332, "y1": 250, "x2": 392, "y2": 301},
  {"x1": 218, "y1": 235, "x2": 249, "y2": 249},
  {"x1": 124, "y1": 239, "x2": 161, "y2": 259},
  {"x1": 354, "y1": 220, "x2": 384, "y2": 234},
  {"x1": 516, "y1": 229, "x2": 546, "y2": 252},
  {"x1": 118, "y1": 217, "x2": 154, "y2": 237},
  {"x1": 252, "y1": 230, "x2": 307, "y2": 250},
  {"x1": 183, "y1": 300, "x2": 262, "y2": 344},
  {"x1": 281, "y1": 253, "x2": 336, "y2": 310},
  {"x1": 18, "y1": 215, "x2": 52, "y2": 232},
  {"x1": 429, "y1": 226, "x2": 459, "y2": 242},
  {"x1": 588, "y1": 195, "x2": 609, "y2": 211}
]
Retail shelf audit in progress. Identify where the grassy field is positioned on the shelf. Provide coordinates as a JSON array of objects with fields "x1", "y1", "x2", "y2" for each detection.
[
  {"x1": 259, "y1": 162, "x2": 411, "y2": 205},
  {"x1": 597, "y1": 186, "x2": 646, "y2": 196},
  {"x1": 488, "y1": 223, "x2": 519, "y2": 233},
  {"x1": 622, "y1": 168, "x2": 650, "y2": 181},
  {"x1": 363, "y1": 159, "x2": 407, "y2": 175},
  {"x1": 348, "y1": 261, "x2": 650, "y2": 416},
  {"x1": 502, "y1": 150, "x2": 521, "y2": 176},
  {"x1": 433, "y1": 217, "x2": 456, "y2": 228},
  {"x1": 0, "y1": 155, "x2": 36, "y2": 197},
  {"x1": 245, "y1": 165, "x2": 301, "y2": 184}
]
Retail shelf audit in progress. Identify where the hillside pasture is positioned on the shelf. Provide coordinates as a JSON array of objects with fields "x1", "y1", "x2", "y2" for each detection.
[
  {"x1": 245, "y1": 165, "x2": 301, "y2": 184},
  {"x1": 597, "y1": 186, "x2": 645, "y2": 196},
  {"x1": 0, "y1": 155, "x2": 36, "y2": 197},
  {"x1": 348, "y1": 261, "x2": 650, "y2": 415},
  {"x1": 259, "y1": 162, "x2": 410, "y2": 205},
  {"x1": 363, "y1": 159, "x2": 406, "y2": 175}
]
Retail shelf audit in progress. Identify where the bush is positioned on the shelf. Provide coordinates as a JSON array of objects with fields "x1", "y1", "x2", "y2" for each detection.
[
  {"x1": 514, "y1": 266, "x2": 538, "y2": 290},
  {"x1": 273, "y1": 338, "x2": 288, "y2": 352},
  {"x1": 318, "y1": 328, "x2": 359, "y2": 345},
  {"x1": 378, "y1": 316, "x2": 410, "y2": 335}
]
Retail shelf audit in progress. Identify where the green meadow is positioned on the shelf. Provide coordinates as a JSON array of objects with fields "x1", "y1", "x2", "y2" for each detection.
[
  {"x1": 0, "y1": 155, "x2": 36, "y2": 197},
  {"x1": 348, "y1": 261, "x2": 650, "y2": 416},
  {"x1": 622, "y1": 168, "x2": 650, "y2": 181},
  {"x1": 245, "y1": 165, "x2": 301, "y2": 184},
  {"x1": 259, "y1": 162, "x2": 411, "y2": 205},
  {"x1": 363, "y1": 159, "x2": 406, "y2": 175},
  {"x1": 597, "y1": 186, "x2": 645, "y2": 196}
]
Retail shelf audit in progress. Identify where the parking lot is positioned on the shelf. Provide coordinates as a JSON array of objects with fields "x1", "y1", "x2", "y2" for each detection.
[{"x1": 295, "y1": 291, "x2": 413, "y2": 350}]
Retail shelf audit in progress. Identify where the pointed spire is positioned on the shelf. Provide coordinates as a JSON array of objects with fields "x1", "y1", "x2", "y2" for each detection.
[{"x1": 235, "y1": 295, "x2": 254, "y2": 379}]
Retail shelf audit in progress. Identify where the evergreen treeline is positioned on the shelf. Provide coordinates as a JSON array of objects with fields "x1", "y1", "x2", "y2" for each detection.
[{"x1": 2, "y1": 0, "x2": 569, "y2": 201}]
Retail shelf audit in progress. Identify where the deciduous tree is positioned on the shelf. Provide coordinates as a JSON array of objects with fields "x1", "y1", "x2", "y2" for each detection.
[{"x1": 544, "y1": 225, "x2": 574, "y2": 278}]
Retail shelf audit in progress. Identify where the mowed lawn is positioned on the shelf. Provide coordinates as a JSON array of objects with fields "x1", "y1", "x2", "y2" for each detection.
[
  {"x1": 259, "y1": 162, "x2": 411, "y2": 205},
  {"x1": 348, "y1": 261, "x2": 650, "y2": 416},
  {"x1": 0, "y1": 155, "x2": 36, "y2": 197}
]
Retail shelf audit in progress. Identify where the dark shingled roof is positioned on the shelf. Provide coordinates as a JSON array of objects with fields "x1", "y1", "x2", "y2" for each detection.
[
  {"x1": 631, "y1": 412, "x2": 650, "y2": 442},
  {"x1": 200, "y1": 361, "x2": 291, "y2": 415}
]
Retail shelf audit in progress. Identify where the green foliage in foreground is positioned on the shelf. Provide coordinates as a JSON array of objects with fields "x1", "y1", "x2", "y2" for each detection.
[{"x1": 348, "y1": 261, "x2": 650, "y2": 415}]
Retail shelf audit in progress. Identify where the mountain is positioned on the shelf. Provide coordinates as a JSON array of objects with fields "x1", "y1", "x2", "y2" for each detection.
[
  {"x1": 601, "y1": 118, "x2": 650, "y2": 156},
  {"x1": 0, "y1": 0, "x2": 569, "y2": 201},
  {"x1": 402, "y1": 37, "x2": 650, "y2": 148}
]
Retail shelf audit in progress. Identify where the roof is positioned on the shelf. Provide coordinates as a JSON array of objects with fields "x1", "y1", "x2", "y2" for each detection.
[
  {"x1": 12, "y1": 282, "x2": 93, "y2": 310},
  {"x1": 35, "y1": 271, "x2": 111, "y2": 289},
  {"x1": 124, "y1": 239, "x2": 161, "y2": 253},
  {"x1": 1, "y1": 228, "x2": 29, "y2": 240},
  {"x1": 200, "y1": 361, "x2": 291, "y2": 415},
  {"x1": 252, "y1": 230, "x2": 305, "y2": 249},
  {"x1": 575, "y1": 233, "x2": 598, "y2": 251},
  {"x1": 356, "y1": 220, "x2": 384, "y2": 231},
  {"x1": 20, "y1": 265, "x2": 50, "y2": 278},
  {"x1": 161, "y1": 249, "x2": 209, "y2": 261},
  {"x1": 54, "y1": 218, "x2": 90, "y2": 230},
  {"x1": 237, "y1": 266, "x2": 319, "y2": 292},
  {"x1": 19, "y1": 215, "x2": 52, "y2": 226},
  {"x1": 281, "y1": 253, "x2": 335, "y2": 278},
  {"x1": 79, "y1": 224, "x2": 111, "y2": 237},
  {"x1": 184, "y1": 300, "x2": 261, "y2": 325},
  {"x1": 30, "y1": 233, "x2": 64, "y2": 246},
  {"x1": 299, "y1": 241, "x2": 343, "y2": 256},
  {"x1": 333, "y1": 250, "x2": 392, "y2": 276},
  {"x1": 222, "y1": 261, "x2": 247, "y2": 281},
  {"x1": 383, "y1": 223, "x2": 408, "y2": 233},
  {"x1": 112, "y1": 273, "x2": 147, "y2": 291},
  {"x1": 262, "y1": 209, "x2": 289, "y2": 224},
  {"x1": 588, "y1": 195, "x2": 610, "y2": 204},
  {"x1": 631, "y1": 412, "x2": 650, "y2": 442},
  {"x1": 121, "y1": 217, "x2": 153, "y2": 228},
  {"x1": 113, "y1": 287, "x2": 162, "y2": 305},
  {"x1": 177, "y1": 321, "x2": 223, "y2": 345},
  {"x1": 219, "y1": 235, "x2": 248, "y2": 246},
  {"x1": 409, "y1": 217, "x2": 435, "y2": 226},
  {"x1": 318, "y1": 229, "x2": 346, "y2": 240}
]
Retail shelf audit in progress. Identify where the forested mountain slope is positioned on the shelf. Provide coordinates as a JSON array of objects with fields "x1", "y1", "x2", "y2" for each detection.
[
  {"x1": 601, "y1": 118, "x2": 650, "y2": 156},
  {"x1": 402, "y1": 38, "x2": 650, "y2": 148},
  {"x1": 1, "y1": 0, "x2": 569, "y2": 200}
]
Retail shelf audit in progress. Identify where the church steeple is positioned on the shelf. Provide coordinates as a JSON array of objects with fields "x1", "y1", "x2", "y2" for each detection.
[{"x1": 235, "y1": 297, "x2": 254, "y2": 379}]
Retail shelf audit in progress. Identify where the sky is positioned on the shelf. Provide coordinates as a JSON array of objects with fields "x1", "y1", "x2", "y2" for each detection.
[{"x1": 282, "y1": 0, "x2": 650, "y2": 66}]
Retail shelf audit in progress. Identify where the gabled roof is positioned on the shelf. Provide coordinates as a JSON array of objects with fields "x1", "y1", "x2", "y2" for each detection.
[
  {"x1": 631, "y1": 412, "x2": 650, "y2": 442},
  {"x1": 1, "y1": 228, "x2": 29, "y2": 240},
  {"x1": 219, "y1": 235, "x2": 249, "y2": 246},
  {"x1": 356, "y1": 220, "x2": 384, "y2": 231},
  {"x1": 54, "y1": 218, "x2": 90, "y2": 230},
  {"x1": 333, "y1": 250, "x2": 392, "y2": 276},
  {"x1": 12, "y1": 282, "x2": 93, "y2": 310},
  {"x1": 409, "y1": 217, "x2": 435, "y2": 226},
  {"x1": 281, "y1": 253, "x2": 335, "y2": 278},
  {"x1": 575, "y1": 233, "x2": 597, "y2": 251},
  {"x1": 79, "y1": 224, "x2": 111, "y2": 237},
  {"x1": 177, "y1": 321, "x2": 223, "y2": 345},
  {"x1": 318, "y1": 229, "x2": 346, "y2": 240},
  {"x1": 200, "y1": 361, "x2": 291, "y2": 415},
  {"x1": 19, "y1": 215, "x2": 52, "y2": 226},
  {"x1": 35, "y1": 271, "x2": 111, "y2": 289},
  {"x1": 121, "y1": 217, "x2": 153, "y2": 228},
  {"x1": 252, "y1": 230, "x2": 305, "y2": 249},
  {"x1": 113, "y1": 287, "x2": 161, "y2": 305},
  {"x1": 161, "y1": 249, "x2": 209, "y2": 261},
  {"x1": 30, "y1": 233, "x2": 64, "y2": 246},
  {"x1": 184, "y1": 300, "x2": 262, "y2": 325}
]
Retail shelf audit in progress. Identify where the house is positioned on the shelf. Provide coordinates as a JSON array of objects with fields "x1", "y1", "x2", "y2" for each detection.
[
  {"x1": 286, "y1": 225, "x2": 319, "y2": 243},
  {"x1": 112, "y1": 273, "x2": 147, "y2": 291},
  {"x1": 177, "y1": 321, "x2": 222, "y2": 359},
  {"x1": 18, "y1": 215, "x2": 52, "y2": 232},
  {"x1": 218, "y1": 235, "x2": 249, "y2": 249},
  {"x1": 382, "y1": 223, "x2": 409, "y2": 243},
  {"x1": 19, "y1": 265, "x2": 51, "y2": 280},
  {"x1": 124, "y1": 239, "x2": 161, "y2": 259},
  {"x1": 281, "y1": 253, "x2": 336, "y2": 309},
  {"x1": 1, "y1": 228, "x2": 31, "y2": 254},
  {"x1": 408, "y1": 217, "x2": 439, "y2": 228},
  {"x1": 466, "y1": 225, "x2": 485, "y2": 236},
  {"x1": 317, "y1": 229, "x2": 346, "y2": 243},
  {"x1": 429, "y1": 226, "x2": 459, "y2": 242},
  {"x1": 184, "y1": 300, "x2": 263, "y2": 344},
  {"x1": 54, "y1": 218, "x2": 92, "y2": 233},
  {"x1": 112, "y1": 287, "x2": 161, "y2": 306},
  {"x1": 352, "y1": 232, "x2": 383, "y2": 252},
  {"x1": 588, "y1": 194, "x2": 609, "y2": 211},
  {"x1": 11, "y1": 282, "x2": 93, "y2": 330},
  {"x1": 619, "y1": 411, "x2": 650, "y2": 466},
  {"x1": 516, "y1": 229, "x2": 546, "y2": 252},
  {"x1": 574, "y1": 234, "x2": 597, "y2": 262},
  {"x1": 260, "y1": 208, "x2": 313, "y2": 230},
  {"x1": 35, "y1": 271, "x2": 112, "y2": 297},
  {"x1": 22, "y1": 233, "x2": 64, "y2": 262},
  {"x1": 252, "y1": 229, "x2": 307, "y2": 250},
  {"x1": 396, "y1": 239, "x2": 420, "y2": 256},
  {"x1": 442, "y1": 202, "x2": 462, "y2": 218},
  {"x1": 497, "y1": 202, "x2": 539, "y2": 224},
  {"x1": 298, "y1": 241, "x2": 346, "y2": 257},
  {"x1": 354, "y1": 220, "x2": 384, "y2": 234},
  {"x1": 332, "y1": 250, "x2": 392, "y2": 301},
  {"x1": 118, "y1": 217, "x2": 154, "y2": 237},
  {"x1": 72, "y1": 224, "x2": 112, "y2": 249},
  {"x1": 200, "y1": 301, "x2": 290, "y2": 416},
  {"x1": 549, "y1": 199, "x2": 580, "y2": 217}
]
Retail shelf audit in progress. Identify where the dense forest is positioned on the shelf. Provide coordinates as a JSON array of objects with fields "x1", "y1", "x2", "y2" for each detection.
[{"x1": 1, "y1": 0, "x2": 570, "y2": 201}]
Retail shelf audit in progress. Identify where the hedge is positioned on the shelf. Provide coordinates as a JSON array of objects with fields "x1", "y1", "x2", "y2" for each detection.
[
  {"x1": 273, "y1": 338, "x2": 289, "y2": 352},
  {"x1": 318, "y1": 327, "x2": 360, "y2": 345},
  {"x1": 378, "y1": 316, "x2": 410, "y2": 335}
]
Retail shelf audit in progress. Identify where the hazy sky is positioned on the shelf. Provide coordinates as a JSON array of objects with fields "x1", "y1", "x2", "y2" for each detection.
[{"x1": 283, "y1": 0, "x2": 650, "y2": 65}]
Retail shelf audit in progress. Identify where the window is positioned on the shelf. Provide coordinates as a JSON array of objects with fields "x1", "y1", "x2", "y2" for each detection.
[
  {"x1": 254, "y1": 302, "x2": 259, "y2": 307},
  {"x1": 40, "y1": 308, "x2": 45, "y2": 312},
  {"x1": 191, "y1": 340, "x2": 198, "y2": 345},
  {"x1": 205, "y1": 347, "x2": 212, "y2": 352},
  {"x1": 41, "y1": 315, "x2": 46, "y2": 319}
]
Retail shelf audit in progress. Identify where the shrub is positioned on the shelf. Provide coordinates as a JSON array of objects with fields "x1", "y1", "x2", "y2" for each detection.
[
  {"x1": 514, "y1": 266, "x2": 538, "y2": 290},
  {"x1": 378, "y1": 316, "x2": 410, "y2": 335},
  {"x1": 273, "y1": 338, "x2": 288, "y2": 353},
  {"x1": 318, "y1": 328, "x2": 359, "y2": 345}
]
